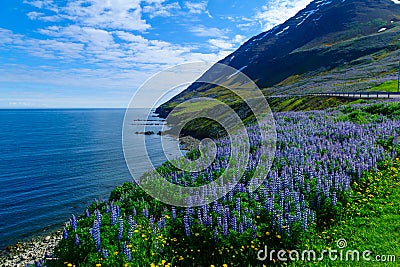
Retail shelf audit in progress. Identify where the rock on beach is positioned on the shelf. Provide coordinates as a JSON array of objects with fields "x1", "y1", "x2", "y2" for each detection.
[{"x1": 0, "y1": 230, "x2": 62, "y2": 267}]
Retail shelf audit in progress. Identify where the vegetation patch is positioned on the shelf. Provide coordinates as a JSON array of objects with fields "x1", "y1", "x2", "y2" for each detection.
[
  {"x1": 43, "y1": 101, "x2": 400, "y2": 267},
  {"x1": 367, "y1": 80, "x2": 399, "y2": 92}
]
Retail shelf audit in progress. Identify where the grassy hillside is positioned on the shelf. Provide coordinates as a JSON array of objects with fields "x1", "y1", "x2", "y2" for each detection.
[
  {"x1": 161, "y1": 96, "x2": 366, "y2": 139},
  {"x1": 366, "y1": 80, "x2": 399, "y2": 92}
]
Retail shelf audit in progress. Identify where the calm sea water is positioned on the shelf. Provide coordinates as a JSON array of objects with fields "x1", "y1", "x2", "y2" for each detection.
[{"x1": 0, "y1": 109, "x2": 181, "y2": 248}]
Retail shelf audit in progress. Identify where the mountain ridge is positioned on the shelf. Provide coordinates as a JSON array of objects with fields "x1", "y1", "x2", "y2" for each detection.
[{"x1": 156, "y1": 0, "x2": 400, "y2": 121}]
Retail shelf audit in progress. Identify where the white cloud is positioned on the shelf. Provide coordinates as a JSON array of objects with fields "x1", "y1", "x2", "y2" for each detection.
[
  {"x1": 233, "y1": 0, "x2": 313, "y2": 32},
  {"x1": 254, "y1": 0, "x2": 313, "y2": 31},
  {"x1": 208, "y1": 38, "x2": 234, "y2": 50},
  {"x1": 0, "y1": 27, "x2": 84, "y2": 60},
  {"x1": 232, "y1": 34, "x2": 246, "y2": 44},
  {"x1": 23, "y1": 0, "x2": 59, "y2": 12},
  {"x1": 27, "y1": 11, "x2": 44, "y2": 20},
  {"x1": 184, "y1": 0, "x2": 208, "y2": 14},
  {"x1": 115, "y1": 31, "x2": 148, "y2": 43},
  {"x1": 26, "y1": 0, "x2": 151, "y2": 31},
  {"x1": 66, "y1": 0, "x2": 150, "y2": 31},
  {"x1": 207, "y1": 34, "x2": 246, "y2": 52},
  {"x1": 189, "y1": 25, "x2": 228, "y2": 37},
  {"x1": 142, "y1": 1, "x2": 181, "y2": 18},
  {"x1": 39, "y1": 25, "x2": 117, "y2": 55}
]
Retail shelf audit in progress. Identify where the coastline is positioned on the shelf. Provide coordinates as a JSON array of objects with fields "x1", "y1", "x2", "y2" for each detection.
[{"x1": 0, "y1": 230, "x2": 62, "y2": 267}]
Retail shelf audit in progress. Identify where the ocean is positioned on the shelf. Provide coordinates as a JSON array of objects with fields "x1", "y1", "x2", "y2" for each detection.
[{"x1": 0, "y1": 108, "x2": 182, "y2": 248}]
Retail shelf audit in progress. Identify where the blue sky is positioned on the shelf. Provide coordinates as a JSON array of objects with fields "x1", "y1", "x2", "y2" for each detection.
[{"x1": 0, "y1": 0, "x2": 313, "y2": 108}]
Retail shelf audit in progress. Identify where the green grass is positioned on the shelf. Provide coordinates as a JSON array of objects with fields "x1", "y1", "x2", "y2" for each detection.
[
  {"x1": 288, "y1": 158, "x2": 400, "y2": 267},
  {"x1": 267, "y1": 96, "x2": 364, "y2": 112},
  {"x1": 367, "y1": 80, "x2": 399, "y2": 92},
  {"x1": 337, "y1": 102, "x2": 400, "y2": 124},
  {"x1": 170, "y1": 96, "x2": 362, "y2": 138}
]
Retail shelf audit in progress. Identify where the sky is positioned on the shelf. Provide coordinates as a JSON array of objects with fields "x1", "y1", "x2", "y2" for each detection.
[{"x1": 0, "y1": 0, "x2": 313, "y2": 108}]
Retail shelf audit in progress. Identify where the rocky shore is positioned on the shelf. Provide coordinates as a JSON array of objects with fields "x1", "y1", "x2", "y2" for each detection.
[{"x1": 0, "y1": 230, "x2": 62, "y2": 267}]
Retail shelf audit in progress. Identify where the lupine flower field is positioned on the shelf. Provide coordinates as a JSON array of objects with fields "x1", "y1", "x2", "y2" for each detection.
[{"x1": 52, "y1": 101, "x2": 400, "y2": 267}]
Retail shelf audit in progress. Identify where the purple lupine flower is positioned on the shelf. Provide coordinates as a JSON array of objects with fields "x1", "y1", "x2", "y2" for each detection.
[
  {"x1": 222, "y1": 216, "x2": 229, "y2": 237},
  {"x1": 102, "y1": 249, "x2": 109, "y2": 258},
  {"x1": 197, "y1": 209, "x2": 203, "y2": 225},
  {"x1": 309, "y1": 210, "x2": 315, "y2": 224},
  {"x1": 159, "y1": 216, "x2": 166, "y2": 229},
  {"x1": 231, "y1": 215, "x2": 237, "y2": 232},
  {"x1": 277, "y1": 213, "x2": 283, "y2": 232},
  {"x1": 332, "y1": 192, "x2": 337, "y2": 206},
  {"x1": 213, "y1": 227, "x2": 219, "y2": 242},
  {"x1": 63, "y1": 228, "x2": 68, "y2": 239},
  {"x1": 70, "y1": 215, "x2": 77, "y2": 231},
  {"x1": 116, "y1": 205, "x2": 121, "y2": 217},
  {"x1": 252, "y1": 224, "x2": 257, "y2": 239},
  {"x1": 142, "y1": 208, "x2": 149, "y2": 219},
  {"x1": 118, "y1": 218, "x2": 124, "y2": 240},
  {"x1": 183, "y1": 214, "x2": 191, "y2": 236},
  {"x1": 110, "y1": 206, "x2": 118, "y2": 225},
  {"x1": 172, "y1": 207, "x2": 176, "y2": 220},
  {"x1": 127, "y1": 216, "x2": 135, "y2": 239},
  {"x1": 122, "y1": 242, "x2": 132, "y2": 261},
  {"x1": 235, "y1": 198, "x2": 241, "y2": 215},
  {"x1": 75, "y1": 234, "x2": 80, "y2": 246},
  {"x1": 85, "y1": 209, "x2": 90, "y2": 218},
  {"x1": 301, "y1": 214, "x2": 308, "y2": 231},
  {"x1": 238, "y1": 222, "x2": 244, "y2": 234},
  {"x1": 91, "y1": 220, "x2": 101, "y2": 251},
  {"x1": 34, "y1": 260, "x2": 42, "y2": 267},
  {"x1": 95, "y1": 209, "x2": 102, "y2": 226},
  {"x1": 216, "y1": 216, "x2": 222, "y2": 227}
]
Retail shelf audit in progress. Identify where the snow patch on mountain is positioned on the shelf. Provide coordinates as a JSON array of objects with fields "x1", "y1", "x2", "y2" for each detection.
[
  {"x1": 227, "y1": 65, "x2": 248, "y2": 79},
  {"x1": 315, "y1": 0, "x2": 332, "y2": 8},
  {"x1": 276, "y1": 26, "x2": 290, "y2": 36},
  {"x1": 297, "y1": 9, "x2": 318, "y2": 26}
]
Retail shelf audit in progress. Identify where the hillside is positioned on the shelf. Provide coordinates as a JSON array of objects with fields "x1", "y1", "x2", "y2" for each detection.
[{"x1": 156, "y1": 0, "x2": 400, "y2": 122}]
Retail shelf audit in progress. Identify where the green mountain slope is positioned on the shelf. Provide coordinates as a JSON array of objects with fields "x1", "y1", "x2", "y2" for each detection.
[{"x1": 156, "y1": 0, "x2": 400, "y2": 135}]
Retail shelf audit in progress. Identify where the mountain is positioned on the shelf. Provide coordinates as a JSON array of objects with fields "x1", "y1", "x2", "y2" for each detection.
[{"x1": 156, "y1": 0, "x2": 400, "y2": 131}]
